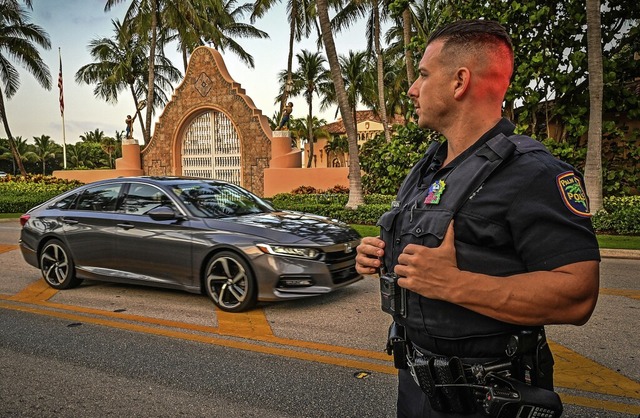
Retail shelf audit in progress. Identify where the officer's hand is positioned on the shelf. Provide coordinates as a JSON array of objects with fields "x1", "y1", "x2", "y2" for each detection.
[
  {"x1": 395, "y1": 221, "x2": 458, "y2": 300},
  {"x1": 355, "y1": 236, "x2": 385, "y2": 275}
]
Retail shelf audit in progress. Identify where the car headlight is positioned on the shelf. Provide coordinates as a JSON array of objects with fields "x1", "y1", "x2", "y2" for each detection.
[{"x1": 256, "y1": 244, "x2": 320, "y2": 260}]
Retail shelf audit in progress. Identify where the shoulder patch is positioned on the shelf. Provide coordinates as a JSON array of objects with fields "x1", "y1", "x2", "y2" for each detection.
[{"x1": 556, "y1": 172, "x2": 591, "y2": 217}]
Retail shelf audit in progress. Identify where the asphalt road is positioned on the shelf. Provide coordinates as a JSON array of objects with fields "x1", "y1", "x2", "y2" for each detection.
[{"x1": 0, "y1": 220, "x2": 638, "y2": 417}]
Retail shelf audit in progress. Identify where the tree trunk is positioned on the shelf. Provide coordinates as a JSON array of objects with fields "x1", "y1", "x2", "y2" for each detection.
[
  {"x1": 317, "y1": 0, "x2": 364, "y2": 209},
  {"x1": 144, "y1": 0, "x2": 158, "y2": 145},
  {"x1": 374, "y1": 5, "x2": 391, "y2": 143},
  {"x1": 130, "y1": 84, "x2": 146, "y2": 139},
  {"x1": 0, "y1": 89, "x2": 27, "y2": 175},
  {"x1": 281, "y1": 5, "x2": 297, "y2": 111},
  {"x1": 584, "y1": 0, "x2": 603, "y2": 213},
  {"x1": 402, "y1": 8, "x2": 415, "y2": 87},
  {"x1": 306, "y1": 102, "x2": 314, "y2": 168}
]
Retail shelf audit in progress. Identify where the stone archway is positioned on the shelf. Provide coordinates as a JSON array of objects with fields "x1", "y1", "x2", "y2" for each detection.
[{"x1": 141, "y1": 47, "x2": 272, "y2": 196}]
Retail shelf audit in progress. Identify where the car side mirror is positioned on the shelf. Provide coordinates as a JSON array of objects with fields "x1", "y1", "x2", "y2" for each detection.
[{"x1": 147, "y1": 205, "x2": 181, "y2": 221}]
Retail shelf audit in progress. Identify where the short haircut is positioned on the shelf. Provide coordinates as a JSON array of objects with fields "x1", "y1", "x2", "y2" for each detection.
[
  {"x1": 428, "y1": 19, "x2": 513, "y2": 53},
  {"x1": 430, "y1": 20, "x2": 513, "y2": 74}
]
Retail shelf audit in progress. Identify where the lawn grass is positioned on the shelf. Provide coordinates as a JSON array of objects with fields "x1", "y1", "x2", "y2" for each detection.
[
  {"x1": 351, "y1": 225, "x2": 640, "y2": 250},
  {"x1": 0, "y1": 213, "x2": 21, "y2": 219}
]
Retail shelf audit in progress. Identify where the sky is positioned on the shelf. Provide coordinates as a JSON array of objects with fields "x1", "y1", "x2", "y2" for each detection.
[{"x1": 4, "y1": 0, "x2": 376, "y2": 145}]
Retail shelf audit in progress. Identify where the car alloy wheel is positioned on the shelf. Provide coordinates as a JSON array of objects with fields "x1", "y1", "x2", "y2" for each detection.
[
  {"x1": 39, "y1": 239, "x2": 82, "y2": 289},
  {"x1": 204, "y1": 251, "x2": 256, "y2": 312}
]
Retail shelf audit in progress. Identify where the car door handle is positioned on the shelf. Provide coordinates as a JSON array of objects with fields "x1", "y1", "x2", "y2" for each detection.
[
  {"x1": 61, "y1": 218, "x2": 79, "y2": 225},
  {"x1": 117, "y1": 223, "x2": 135, "y2": 230}
]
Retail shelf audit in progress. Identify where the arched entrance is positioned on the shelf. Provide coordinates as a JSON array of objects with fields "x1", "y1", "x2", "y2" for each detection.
[
  {"x1": 181, "y1": 110, "x2": 242, "y2": 185},
  {"x1": 141, "y1": 46, "x2": 272, "y2": 196}
]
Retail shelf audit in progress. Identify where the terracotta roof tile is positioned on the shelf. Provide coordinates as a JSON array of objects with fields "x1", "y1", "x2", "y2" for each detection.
[{"x1": 322, "y1": 110, "x2": 405, "y2": 134}]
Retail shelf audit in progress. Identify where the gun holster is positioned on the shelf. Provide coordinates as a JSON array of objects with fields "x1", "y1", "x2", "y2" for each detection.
[
  {"x1": 386, "y1": 322, "x2": 408, "y2": 369},
  {"x1": 507, "y1": 329, "x2": 555, "y2": 390}
]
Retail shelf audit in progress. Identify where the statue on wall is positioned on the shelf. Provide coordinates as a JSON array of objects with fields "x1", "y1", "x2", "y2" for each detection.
[
  {"x1": 277, "y1": 102, "x2": 293, "y2": 130},
  {"x1": 125, "y1": 100, "x2": 147, "y2": 139},
  {"x1": 125, "y1": 114, "x2": 136, "y2": 139}
]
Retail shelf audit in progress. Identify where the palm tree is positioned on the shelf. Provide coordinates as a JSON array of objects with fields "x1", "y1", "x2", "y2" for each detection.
[
  {"x1": 251, "y1": 0, "x2": 316, "y2": 110},
  {"x1": 287, "y1": 50, "x2": 332, "y2": 168},
  {"x1": 107, "y1": 0, "x2": 266, "y2": 143},
  {"x1": 76, "y1": 19, "x2": 181, "y2": 142},
  {"x1": 30, "y1": 135, "x2": 60, "y2": 175},
  {"x1": 326, "y1": 50, "x2": 374, "y2": 141},
  {"x1": 584, "y1": 0, "x2": 603, "y2": 213},
  {"x1": 12, "y1": 136, "x2": 35, "y2": 170},
  {"x1": 105, "y1": 0, "x2": 162, "y2": 145},
  {"x1": 332, "y1": 0, "x2": 391, "y2": 142},
  {"x1": 165, "y1": 0, "x2": 269, "y2": 71},
  {"x1": 291, "y1": 115, "x2": 328, "y2": 166},
  {"x1": 80, "y1": 129, "x2": 107, "y2": 143},
  {"x1": 324, "y1": 135, "x2": 348, "y2": 167},
  {"x1": 101, "y1": 136, "x2": 118, "y2": 168},
  {"x1": 0, "y1": 1, "x2": 51, "y2": 175},
  {"x1": 316, "y1": 0, "x2": 363, "y2": 208},
  {"x1": 66, "y1": 143, "x2": 89, "y2": 169}
]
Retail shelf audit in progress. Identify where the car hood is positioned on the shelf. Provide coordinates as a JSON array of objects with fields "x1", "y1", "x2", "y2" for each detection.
[{"x1": 203, "y1": 211, "x2": 361, "y2": 245}]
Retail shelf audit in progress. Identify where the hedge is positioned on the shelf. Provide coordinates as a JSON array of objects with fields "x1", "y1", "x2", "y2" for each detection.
[
  {"x1": 271, "y1": 193, "x2": 639, "y2": 235},
  {"x1": 0, "y1": 175, "x2": 82, "y2": 213},
  {"x1": 1, "y1": 177, "x2": 637, "y2": 235}
]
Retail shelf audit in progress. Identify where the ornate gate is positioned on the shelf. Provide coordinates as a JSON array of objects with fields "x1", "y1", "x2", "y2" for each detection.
[{"x1": 181, "y1": 110, "x2": 242, "y2": 185}]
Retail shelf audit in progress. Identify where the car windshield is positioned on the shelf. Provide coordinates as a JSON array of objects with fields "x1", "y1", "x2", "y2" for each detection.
[{"x1": 170, "y1": 181, "x2": 273, "y2": 218}]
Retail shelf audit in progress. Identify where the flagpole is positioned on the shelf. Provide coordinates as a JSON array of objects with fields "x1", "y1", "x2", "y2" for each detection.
[{"x1": 58, "y1": 47, "x2": 67, "y2": 169}]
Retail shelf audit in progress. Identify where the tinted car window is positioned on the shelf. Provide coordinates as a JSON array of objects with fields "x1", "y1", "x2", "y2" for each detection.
[
  {"x1": 76, "y1": 184, "x2": 122, "y2": 212},
  {"x1": 122, "y1": 183, "x2": 177, "y2": 215},
  {"x1": 170, "y1": 181, "x2": 270, "y2": 218},
  {"x1": 48, "y1": 193, "x2": 79, "y2": 210}
]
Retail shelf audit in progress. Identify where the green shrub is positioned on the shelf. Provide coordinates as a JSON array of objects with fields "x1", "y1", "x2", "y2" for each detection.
[
  {"x1": 591, "y1": 196, "x2": 640, "y2": 235},
  {"x1": 0, "y1": 175, "x2": 83, "y2": 213},
  {"x1": 272, "y1": 192, "x2": 638, "y2": 235}
]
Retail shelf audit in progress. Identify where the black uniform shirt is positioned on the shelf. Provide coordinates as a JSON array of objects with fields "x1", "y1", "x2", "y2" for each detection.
[
  {"x1": 385, "y1": 119, "x2": 600, "y2": 354},
  {"x1": 419, "y1": 118, "x2": 600, "y2": 274}
]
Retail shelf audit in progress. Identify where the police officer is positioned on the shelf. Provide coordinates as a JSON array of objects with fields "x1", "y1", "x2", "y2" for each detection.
[{"x1": 355, "y1": 19, "x2": 600, "y2": 417}]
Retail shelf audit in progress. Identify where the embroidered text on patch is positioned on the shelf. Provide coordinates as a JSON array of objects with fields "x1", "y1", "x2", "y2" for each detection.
[{"x1": 556, "y1": 172, "x2": 590, "y2": 217}]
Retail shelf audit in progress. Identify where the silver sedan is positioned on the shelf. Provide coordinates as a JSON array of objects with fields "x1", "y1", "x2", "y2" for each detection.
[{"x1": 19, "y1": 177, "x2": 362, "y2": 312}]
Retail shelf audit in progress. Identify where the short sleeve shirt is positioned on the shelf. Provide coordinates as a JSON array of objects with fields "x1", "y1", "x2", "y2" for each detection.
[{"x1": 421, "y1": 119, "x2": 600, "y2": 275}]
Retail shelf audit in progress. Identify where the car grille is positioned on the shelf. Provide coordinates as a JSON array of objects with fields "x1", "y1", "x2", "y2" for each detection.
[
  {"x1": 330, "y1": 264, "x2": 359, "y2": 285},
  {"x1": 324, "y1": 245, "x2": 359, "y2": 285}
]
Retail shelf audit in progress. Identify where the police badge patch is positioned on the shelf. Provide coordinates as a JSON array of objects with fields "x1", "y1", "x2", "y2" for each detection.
[{"x1": 556, "y1": 171, "x2": 590, "y2": 217}]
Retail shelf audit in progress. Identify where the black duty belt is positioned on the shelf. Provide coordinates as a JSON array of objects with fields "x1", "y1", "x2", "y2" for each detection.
[{"x1": 388, "y1": 323, "x2": 563, "y2": 417}]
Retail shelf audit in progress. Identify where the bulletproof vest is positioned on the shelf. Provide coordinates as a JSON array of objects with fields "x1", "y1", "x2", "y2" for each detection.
[{"x1": 377, "y1": 133, "x2": 547, "y2": 342}]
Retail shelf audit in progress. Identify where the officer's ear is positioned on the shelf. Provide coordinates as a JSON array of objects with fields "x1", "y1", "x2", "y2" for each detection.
[{"x1": 453, "y1": 67, "x2": 470, "y2": 100}]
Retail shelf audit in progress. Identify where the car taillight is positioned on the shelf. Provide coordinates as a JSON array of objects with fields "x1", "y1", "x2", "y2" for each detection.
[{"x1": 19, "y1": 214, "x2": 30, "y2": 227}]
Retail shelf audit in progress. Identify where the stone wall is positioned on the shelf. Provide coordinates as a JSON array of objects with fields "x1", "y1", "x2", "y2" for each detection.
[{"x1": 142, "y1": 47, "x2": 273, "y2": 196}]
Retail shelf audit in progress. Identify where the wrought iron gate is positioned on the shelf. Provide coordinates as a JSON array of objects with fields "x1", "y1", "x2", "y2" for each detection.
[{"x1": 181, "y1": 111, "x2": 241, "y2": 185}]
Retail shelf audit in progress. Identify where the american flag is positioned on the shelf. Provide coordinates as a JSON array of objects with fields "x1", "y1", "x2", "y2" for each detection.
[{"x1": 58, "y1": 55, "x2": 64, "y2": 117}]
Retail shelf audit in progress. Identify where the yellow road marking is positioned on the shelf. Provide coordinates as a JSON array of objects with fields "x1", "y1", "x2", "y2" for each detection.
[
  {"x1": 1, "y1": 279, "x2": 389, "y2": 362},
  {"x1": 600, "y1": 287, "x2": 640, "y2": 300},
  {"x1": 216, "y1": 307, "x2": 274, "y2": 336},
  {"x1": 0, "y1": 244, "x2": 18, "y2": 254},
  {"x1": 0, "y1": 301, "x2": 396, "y2": 375},
  {"x1": 9, "y1": 278, "x2": 59, "y2": 302},
  {"x1": 2, "y1": 279, "x2": 638, "y2": 414},
  {"x1": 560, "y1": 393, "x2": 640, "y2": 415},
  {"x1": 551, "y1": 341, "x2": 640, "y2": 400}
]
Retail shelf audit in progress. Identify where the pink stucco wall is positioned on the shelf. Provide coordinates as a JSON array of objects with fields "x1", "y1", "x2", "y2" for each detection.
[{"x1": 263, "y1": 167, "x2": 349, "y2": 197}]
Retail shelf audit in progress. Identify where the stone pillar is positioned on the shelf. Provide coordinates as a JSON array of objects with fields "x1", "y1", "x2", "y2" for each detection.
[
  {"x1": 115, "y1": 138, "x2": 143, "y2": 172},
  {"x1": 270, "y1": 130, "x2": 301, "y2": 168}
]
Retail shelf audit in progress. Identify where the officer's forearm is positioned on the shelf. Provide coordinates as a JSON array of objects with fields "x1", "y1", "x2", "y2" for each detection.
[{"x1": 446, "y1": 260, "x2": 600, "y2": 326}]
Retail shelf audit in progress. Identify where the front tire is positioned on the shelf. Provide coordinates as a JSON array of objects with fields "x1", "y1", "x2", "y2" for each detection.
[
  {"x1": 39, "y1": 239, "x2": 82, "y2": 289},
  {"x1": 204, "y1": 251, "x2": 256, "y2": 312}
]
